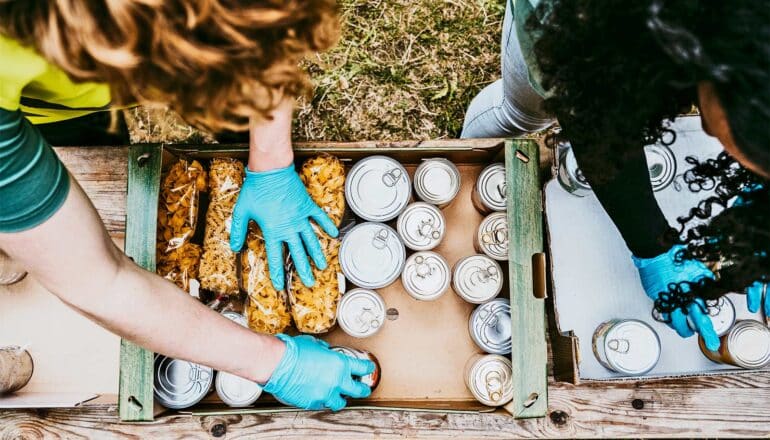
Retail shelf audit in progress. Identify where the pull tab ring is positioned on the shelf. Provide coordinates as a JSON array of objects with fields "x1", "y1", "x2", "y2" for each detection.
[
  {"x1": 607, "y1": 338, "x2": 631, "y2": 354},
  {"x1": 382, "y1": 168, "x2": 403, "y2": 187},
  {"x1": 417, "y1": 218, "x2": 439, "y2": 240},
  {"x1": 414, "y1": 255, "x2": 432, "y2": 278},
  {"x1": 484, "y1": 370, "x2": 504, "y2": 402},
  {"x1": 496, "y1": 181, "x2": 507, "y2": 199},
  {"x1": 372, "y1": 228, "x2": 389, "y2": 249}
]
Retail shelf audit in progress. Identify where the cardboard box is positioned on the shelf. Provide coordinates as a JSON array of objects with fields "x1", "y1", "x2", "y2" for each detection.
[
  {"x1": 546, "y1": 116, "x2": 770, "y2": 382},
  {"x1": 117, "y1": 139, "x2": 547, "y2": 421}
]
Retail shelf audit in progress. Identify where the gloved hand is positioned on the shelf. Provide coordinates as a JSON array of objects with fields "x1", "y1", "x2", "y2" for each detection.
[
  {"x1": 632, "y1": 244, "x2": 720, "y2": 351},
  {"x1": 746, "y1": 281, "x2": 769, "y2": 316},
  {"x1": 230, "y1": 165, "x2": 338, "y2": 290},
  {"x1": 263, "y1": 334, "x2": 375, "y2": 411}
]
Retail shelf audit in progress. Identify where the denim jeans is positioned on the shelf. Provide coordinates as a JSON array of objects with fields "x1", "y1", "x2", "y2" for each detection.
[{"x1": 461, "y1": 1, "x2": 554, "y2": 138}]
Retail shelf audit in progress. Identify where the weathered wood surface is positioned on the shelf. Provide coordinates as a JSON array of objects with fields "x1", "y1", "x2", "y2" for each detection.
[{"x1": 11, "y1": 146, "x2": 766, "y2": 438}]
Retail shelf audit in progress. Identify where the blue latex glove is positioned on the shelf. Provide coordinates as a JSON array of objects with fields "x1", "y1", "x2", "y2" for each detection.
[
  {"x1": 746, "y1": 281, "x2": 769, "y2": 316},
  {"x1": 632, "y1": 245, "x2": 720, "y2": 351},
  {"x1": 263, "y1": 334, "x2": 375, "y2": 411},
  {"x1": 229, "y1": 165, "x2": 338, "y2": 290}
]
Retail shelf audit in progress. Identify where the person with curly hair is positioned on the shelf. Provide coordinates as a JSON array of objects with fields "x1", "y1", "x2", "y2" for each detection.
[
  {"x1": 0, "y1": 1, "x2": 373, "y2": 410},
  {"x1": 462, "y1": 0, "x2": 769, "y2": 351}
]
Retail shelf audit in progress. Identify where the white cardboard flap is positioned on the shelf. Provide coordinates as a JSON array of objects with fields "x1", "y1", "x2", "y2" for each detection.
[{"x1": 0, "y1": 392, "x2": 99, "y2": 408}]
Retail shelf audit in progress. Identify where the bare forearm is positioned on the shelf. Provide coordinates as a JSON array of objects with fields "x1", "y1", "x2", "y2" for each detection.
[{"x1": 247, "y1": 98, "x2": 295, "y2": 171}]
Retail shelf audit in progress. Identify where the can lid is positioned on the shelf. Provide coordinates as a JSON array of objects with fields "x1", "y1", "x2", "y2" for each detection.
[
  {"x1": 727, "y1": 320, "x2": 770, "y2": 368},
  {"x1": 469, "y1": 299, "x2": 512, "y2": 354},
  {"x1": 345, "y1": 156, "x2": 411, "y2": 222},
  {"x1": 476, "y1": 163, "x2": 507, "y2": 211},
  {"x1": 401, "y1": 251, "x2": 451, "y2": 301},
  {"x1": 414, "y1": 158, "x2": 461, "y2": 206},
  {"x1": 682, "y1": 297, "x2": 736, "y2": 337},
  {"x1": 603, "y1": 320, "x2": 661, "y2": 375},
  {"x1": 397, "y1": 202, "x2": 445, "y2": 251},
  {"x1": 468, "y1": 354, "x2": 514, "y2": 407},
  {"x1": 477, "y1": 212, "x2": 509, "y2": 261},
  {"x1": 644, "y1": 144, "x2": 677, "y2": 192},
  {"x1": 453, "y1": 255, "x2": 503, "y2": 304},
  {"x1": 154, "y1": 355, "x2": 214, "y2": 409},
  {"x1": 557, "y1": 144, "x2": 592, "y2": 194},
  {"x1": 337, "y1": 288, "x2": 387, "y2": 338},
  {"x1": 331, "y1": 346, "x2": 380, "y2": 389},
  {"x1": 340, "y1": 222, "x2": 406, "y2": 289},
  {"x1": 221, "y1": 311, "x2": 248, "y2": 328},
  {"x1": 330, "y1": 346, "x2": 360, "y2": 359},
  {"x1": 215, "y1": 372, "x2": 263, "y2": 408}
]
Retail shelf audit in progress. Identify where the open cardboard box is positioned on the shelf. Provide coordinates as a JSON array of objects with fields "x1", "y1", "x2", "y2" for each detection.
[
  {"x1": 545, "y1": 115, "x2": 770, "y2": 383},
  {"x1": 115, "y1": 139, "x2": 548, "y2": 421}
]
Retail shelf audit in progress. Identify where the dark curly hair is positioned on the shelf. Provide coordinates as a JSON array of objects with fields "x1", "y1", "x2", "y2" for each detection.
[{"x1": 530, "y1": 0, "x2": 770, "y2": 316}]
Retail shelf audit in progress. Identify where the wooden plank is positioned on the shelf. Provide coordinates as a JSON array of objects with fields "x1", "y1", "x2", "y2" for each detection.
[
  {"x1": 118, "y1": 144, "x2": 162, "y2": 421},
  {"x1": 505, "y1": 140, "x2": 548, "y2": 418},
  {"x1": 1, "y1": 373, "x2": 768, "y2": 439}
]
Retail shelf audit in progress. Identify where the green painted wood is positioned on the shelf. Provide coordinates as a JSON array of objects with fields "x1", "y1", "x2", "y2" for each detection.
[
  {"x1": 504, "y1": 139, "x2": 547, "y2": 418},
  {"x1": 119, "y1": 144, "x2": 163, "y2": 421}
]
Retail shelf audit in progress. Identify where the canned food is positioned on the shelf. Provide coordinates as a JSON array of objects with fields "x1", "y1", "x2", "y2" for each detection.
[
  {"x1": 401, "y1": 251, "x2": 451, "y2": 301},
  {"x1": 396, "y1": 202, "x2": 445, "y2": 251},
  {"x1": 690, "y1": 297, "x2": 736, "y2": 337},
  {"x1": 337, "y1": 288, "x2": 387, "y2": 338},
  {"x1": 592, "y1": 319, "x2": 661, "y2": 376},
  {"x1": 340, "y1": 222, "x2": 405, "y2": 289},
  {"x1": 699, "y1": 320, "x2": 770, "y2": 369},
  {"x1": 330, "y1": 346, "x2": 382, "y2": 390},
  {"x1": 154, "y1": 355, "x2": 214, "y2": 409},
  {"x1": 452, "y1": 255, "x2": 504, "y2": 304},
  {"x1": 0, "y1": 346, "x2": 33, "y2": 394},
  {"x1": 221, "y1": 310, "x2": 248, "y2": 328},
  {"x1": 556, "y1": 143, "x2": 592, "y2": 197},
  {"x1": 413, "y1": 158, "x2": 461, "y2": 207},
  {"x1": 644, "y1": 144, "x2": 677, "y2": 191},
  {"x1": 464, "y1": 353, "x2": 514, "y2": 407},
  {"x1": 345, "y1": 156, "x2": 411, "y2": 222},
  {"x1": 0, "y1": 249, "x2": 27, "y2": 286},
  {"x1": 215, "y1": 372, "x2": 263, "y2": 407},
  {"x1": 472, "y1": 163, "x2": 507, "y2": 214},
  {"x1": 475, "y1": 212, "x2": 509, "y2": 261},
  {"x1": 469, "y1": 298, "x2": 512, "y2": 355}
]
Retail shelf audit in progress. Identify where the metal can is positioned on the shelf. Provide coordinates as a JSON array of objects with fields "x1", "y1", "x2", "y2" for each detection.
[
  {"x1": 0, "y1": 249, "x2": 27, "y2": 286},
  {"x1": 464, "y1": 353, "x2": 514, "y2": 407},
  {"x1": 699, "y1": 320, "x2": 770, "y2": 369},
  {"x1": 215, "y1": 372, "x2": 263, "y2": 408},
  {"x1": 337, "y1": 288, "x2": 387, "y2": 338},
  {"x1": 396, "y1": 202, "x2": 446, "y2": 251},
  {"x1": 474, "y1": 212, "x2": 509, "y2": 261},
  {"x1": 0, "y1": 346, "x2": 34, "y2": 394},
  {"x1": 413, "y1": 158, "x2": 461, "y2": 207},
  {"x1": 154, "y1": 355, "x2": 214, "y2": 409},
  {"x1": 330, "y1": 346, "x2": 382, "y2": 390},
  {"x1": 644, "y1": 144, "x2": 677, "y2": 192},
  {"x1": 452, "y1": 255, "x2": 504, "y2": 304},
  {"x1": 221, "y1": 310, "x2": 248, "y2": 328},
  {"x1": 689, "y1": 297, "x2": 736, "y2": 337},
  {"x1": 340, "y1": 222, "x2": 406, "y2": 289},
  {"x1": 469, "y1": 298, "x2": 512, "y2": 355},
  {"x1": 592, "y1": 319, "x2": 661, "y2": 376},
  {"x1": 556, "y1": 143, "x2": 592, "y2": 197},
  {"x1": 472, "y1": 163, "x2": 507, "y2": 214},
  {"x1": 345, "y1": 155, "x2": 411, "y2": 222},
  {"x1": 401, "y1": 251, "x2": 451, "y2": 301}
]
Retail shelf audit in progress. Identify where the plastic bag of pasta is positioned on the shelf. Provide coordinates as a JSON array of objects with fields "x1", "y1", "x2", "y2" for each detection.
[
  {"x1": 156, "y1": 159, "x2": 207, "y2": 292},
  {"x1": 199, "y1": 158, "x2": 244, "y2": 296},
  {"x1": 241, "y1": 226, "x2": 292, "y2": 334},
  {"x1": 287, "y1": 154, "x2": 346, "y2": 333}
]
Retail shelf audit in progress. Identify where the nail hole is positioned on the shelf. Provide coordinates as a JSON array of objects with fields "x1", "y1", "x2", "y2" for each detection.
[
  {"x1": 137, "y1": 153, "x2": 152, "y2": 167},
  {"x1": 549, "y1": 410, "x2": 569, "y2": 426},
  {"x1": 632, "y1": 398, "x2": 645, "y2": 410},
  {"x1": 127, "y1": 395, "x2": 143, "y2": 412},
  {"x1": 523, "y1": 392, "x2": 539, "y2": 408},
  {"x1": 515, "y1": 150, "x2": 530, "y2": 163},
  {"x1": 386, "y1": 308, "x2": 399, "y2": 321},
  {"x1": 211, "y1": 423, "x2": 227, "y2": 437}
]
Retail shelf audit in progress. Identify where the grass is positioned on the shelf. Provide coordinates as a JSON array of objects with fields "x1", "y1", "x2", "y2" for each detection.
[{"x1": 126, "y1": 0, "x2": 505, "y2": 143}]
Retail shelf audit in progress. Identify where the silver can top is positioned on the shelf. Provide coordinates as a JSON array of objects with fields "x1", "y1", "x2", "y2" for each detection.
[
  {"x1": 154, "y1": 355, "x2": 214, "y2": 409},
  {"x1": 340, "y1": 222, "x2": 406, "y2": 289},
  {"x1": 726, "y1": 320, "x2": 770, "y2": 369},
  {"x1": 413, "y1": 158, "x2": 461, "y2": 206},
  {"x1": 453, "y1": 255, "x2": 504, "y2": 304},
  {"x1": 477, "y1": 212, "x2": 509, "y2": 261},
  {"x1": 644, "y1": 144, "x2": 677, "y2": 192},
  {"x1": 467, "y1": 354, "x2": 514, "y2": 407},
  {"x1": 345, "y1": 156, "x2": 411, "y2": 222},
  {"x1": 401, "y1": 251, "x2": 451, "y2": 301},
  {"x1": 337, "y1": 288, "x2": 387, "y2": 338},
  {"x1": 330, "y1": 345, "x2": 359, "y2": 359},
  {"x1": 221, "y1": 311, "x2": 248, "y2": 328},
  {"x1": 215, "y1": 372, "x2": 263, "y2": 408},
  {"x1": 556, "y1": 143, "x2": 592, "y2": 197},
  {"x1": 682, "y1": 296, "x2": 736, "y2": 337},
  {"x1": 601, "y1": 320, "x2": 661, "y2": 375},
  {"x1": 469, "y1": 298, "x2": 512, "y2": 355},
  {"x1": 475, "y1": 163, "x2": 507, "y2": 212},
  {"x1": 397, "y1": 202, "x2": 446, "y2": 251}
]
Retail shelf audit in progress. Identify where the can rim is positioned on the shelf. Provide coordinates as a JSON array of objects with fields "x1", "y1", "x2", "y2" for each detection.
[
  {"x1": 396, "y1": 202, "x2": 445, "y2": 251},
  {"x1": 476, "y1": 212, "x2": 509, "y2": 261},
  {"x1": 345, "y1": 155, "x2": 411, "y2": 222},
  {"x1": 414, "y1": 158, "x2": 461, "y2": 205},
  {"x1": 468, "y1": 354, "x2": 514, "y2": 406},
  {"x1": 401, "y1": 251, "x2": 451, "y2": 301},
  {"x1": 727, "y1": 320, "x2": 770, "y2": 368},
  {"x1": 452, "y1": 255, "x2": 503, "y2": 304},
  {"x1": 340, "y1": 222, "x2": 406, "y2": 289},
  {"x1": 214, "y1": 372, "x2": 263, "y2": 407},
  {"x1": 602, "y1": 320, "x2": 661, "y2": 375},
  {"x1": 475, "y1": 163, "x2": 507, "y2": 211},
  {"x1": 154, "y1": 355, "x2": 214, "y2": 409},
  {"x1": 337, "y1": 288, "x2": 387, "y2": 338},
  {"x1": 469, "y1": 299, "x2": 512, "y2": 355}
]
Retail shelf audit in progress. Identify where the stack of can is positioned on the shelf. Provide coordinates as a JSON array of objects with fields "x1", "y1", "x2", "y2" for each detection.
[{"x1": 472, "y1": 164, "x2": 509, "y2": 261}]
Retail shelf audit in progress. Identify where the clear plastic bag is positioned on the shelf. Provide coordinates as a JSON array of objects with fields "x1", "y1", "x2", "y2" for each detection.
[
  {"x1": 300, "y1": 154, "x2": 346, "y2": 226},
  {"x1": 156, "y1": 159, "x2": 207, "y2": 292},
  {"x1": 200, "y1": 158, "x2": 244, "y2": 296}
]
